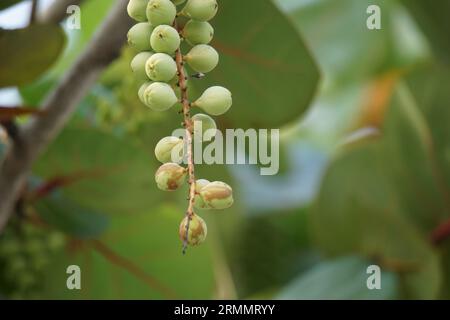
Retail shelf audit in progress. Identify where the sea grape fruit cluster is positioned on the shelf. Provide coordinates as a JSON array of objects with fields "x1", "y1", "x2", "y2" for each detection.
[
  {"x1": 0, "y1": 222, "x2": 65, "y2": 299},
  {"x1": 127, "y1": 0, "x2": 233, "y2": 249}
]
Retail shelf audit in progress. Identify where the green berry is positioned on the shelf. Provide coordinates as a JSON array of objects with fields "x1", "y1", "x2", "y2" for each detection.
[
  {"x1": 16, "y1": 273, "x2": 36, "y2": 289},
  {"x1": 24, "y1": 240, "x2": 44, "y2": 256},
  {"x1": 127, "y1": 0, "x2": 149, "y2": 22},
  {"x1": 182, "y1": 20, "x2": 214, "y2": 46},
  {"x1": 145, "y1": 53, "x2": 177, "y2": 82},
  {"x1": 127, "y1": 23, "x2": 154, "y2": 51},
  {"x1": 194, "y1": 179, "x2": 210, "y2": 209},
  {"x1": 138, "y1": 81, "x2": 153, "y2": 104},
  {"x1": 172, "y1": 0, "x2": 186, "y2": 5},
  {"x1": 146, "y1": 0, "x2": 177, "y2": 27},
  {"x1": 193, "y1": 86, "x2": 232, "y2": 116},
  {"x1": 184, "y1": 44, "x2": 218, "y2": 73},
  {"x1": 46, "y1": 232, "x2": 65, "y2": 252},
  {"x1": 192, "y1": 113, "x2": 217, "y2": 140},
  {"x1": 179, "y1": 214, "x2": 207, "y2": 246},
  {"x1": 155, "y1": 136, "x2": 184, "y2": 163},
  {"x1": 131, "y1": 51, "x2": 154, "y2": 81},
  {"x1": 150, "y1": 25, "x2": 181, "y2": 54},
  {"x1": 0, "y1": 238, "x2": 20, "y2": 256},
  {"x1": 142, "y1": 82, "x2": 178, "y2": 111},
  {"x1": 182, "y1": 0, "x2": 218, "y2": 22},
  {"x1": 6, "y1": 256, "x2": 27, "y2": 274},
  {"x1": 30, "y1": 255, "x2": 50, "y2": 272},
  {"x1": 200, "y1": 181, "x2": 234, "y2": 209},
  {"x1": 155, "y1": 163, "x2": 187, "y2": 191}
]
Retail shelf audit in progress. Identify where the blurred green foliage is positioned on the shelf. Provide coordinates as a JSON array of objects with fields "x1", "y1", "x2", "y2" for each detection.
[{"x1": 0, "y1": 0, "x2": 448, "y2": 299}]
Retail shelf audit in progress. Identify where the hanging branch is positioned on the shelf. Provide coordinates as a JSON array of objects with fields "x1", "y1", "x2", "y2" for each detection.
[
  {"x1": 29, "y1": 0, "x2": 39, "y2": 25},
  {"x1": 0, "y1": 1, "x2": 132, "y2": 232},
  {"x1": 174, "y1": 23, "x2": 197, "y2": 255}
]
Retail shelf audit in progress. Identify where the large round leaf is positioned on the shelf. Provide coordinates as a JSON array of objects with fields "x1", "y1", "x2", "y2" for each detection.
[
  {"x1": 0, "y1": 24, "x2": 65, "y2": 88},
  {"x1": 33, "y1": 127, "x2": 162, "y2": 216},
  {"x1": 190, "y1": 0, "x2": 320, "y2": 129}
]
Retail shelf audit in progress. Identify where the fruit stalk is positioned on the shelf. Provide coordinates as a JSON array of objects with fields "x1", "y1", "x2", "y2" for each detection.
[{"x1": 174, "y1": 23, "x2": 196, "y2": 254}]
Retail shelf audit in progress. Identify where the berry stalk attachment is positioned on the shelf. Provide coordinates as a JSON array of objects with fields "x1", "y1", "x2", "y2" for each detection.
[{"x1": 127, "y1": 0, "x2": 233, "y2": 253}]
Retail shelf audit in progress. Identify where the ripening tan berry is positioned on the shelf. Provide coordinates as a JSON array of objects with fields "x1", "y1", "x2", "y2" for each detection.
[
  {"x1": 192, "y1": 113, "x2": 217, "y2": 140},
  {"x1": 145, "y1": 53, "x2": 178, "y2": 82},
  {"x1": 194, "y1": 179, "x2": 210, "y2": 209},
  {"x1": 131, "y1": 51, "x2": 154, "y2": 81},
  {"x1": 150, "y1": 25, "x2": 181, "y2": 54},
  {"x1": 179, "y1": 214, "x2": 207, "y2": 246},
  {"x1": 182, "y1": 0, "x2": 218, "y2": 22},
  {"x1": 155, "y1": 136, "x2": 184, "y2": 163},
  {"x1": 155, "y1": 163, "x2": 187, "y2": 191},
  {"x1": 184, "y1": 44, "x2": 219, "y2": 73},
  {"x1": 193, "y1": 86, "x2": 232, "y2": 116},
  {"x1": 142, "y1": 82, "x2": 178, "y2": 111},
  {"x1": 128, "y1": 23, "x2": 154, "y2": 51},
  {"x1": 146, "y1": 0, "x2": 177, "y2": 27},
  {"x1": 127, "y1": 0, "x2": 149, "y2": 22},
  {"x1": 182, "y1": 20, "x2": 214, "y2": 46},
  {"x1": 200, "y1": 181, "x2": 234, "y2": 210}
]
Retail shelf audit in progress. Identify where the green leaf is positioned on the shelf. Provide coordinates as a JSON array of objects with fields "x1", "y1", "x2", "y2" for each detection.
[
  {"x1": 34, "y1": 191, "x2": 109, "y2": 239},
  {"x1": 20, "y1": 0, "x2": 114, "y2": 104},
  {"x1": 41, "y1": 205, "x2": 216, "y2": 299},
  {"x1": 33, "y1": 127, "x2": 162, "y2": 216},
  {"x1": 0, "y1": 0, "x2": 22, "y2": 11},
  {"x1": 310, "y1": 76, "x2": 447, "y2": 298},
  {"x1": 277, "y1": 256, "x2": 399, "y2": 299},
  {"x1": 280, "y1": 0, "x2": 428, "y2": 84},
  {"x1": 0, "y1": 24, "x2": 66, "y2": 88},
  {"x1": 191, "y1": 0, "x2": 320, "y2": 129},
  {"x1": 401, "y1": 0, "x2": 450, "y2": 64}
]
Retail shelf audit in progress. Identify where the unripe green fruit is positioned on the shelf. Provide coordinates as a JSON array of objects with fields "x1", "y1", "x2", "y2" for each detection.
[
  {"x1": 138, "y1": 81, "x2": 153, "y2": 104},
  {"x1": 179, "y1": 214, "x2": 207, "y2": 246},
  {"x1": 127, "y1": 23, "x2": 154, "y2": 51},
  {"x1": 182, "y1": 0, "x2": 218, "y2": 22},
  {"x1": 155, "y1": 163, "x2": 187, "y2": 191},
  {"x1": 24, "y1": 240, "x2": 44, "y2": 255},
  {"x1": 192, "y1": 113, "x2": 217, "y2": 140},
  {"x1": 46, "y1": 232, "x2": 65, "y2": 252},
  {"x1": 16, "y1": 273, "x2": 36, "y2": 289},
  {"x1": 182, "y1": 20, "x2": 214, "y2": 45},
  {"x1": 0, "y1": 239, "x2": 20, "y2": 256},
  {"x1": 155, "y1": 136, "x2": 184, "y2": 163},
  {"x1": 185, "y1": 44, "x2": 218, "y2": 73},
  {"x1": 131, "y1": 52, "x2": 154, "y2": 81},
  {"x1": 194, "y1": 179, "x2": 210, "y2": 209},
  {"x1": 193, "y1": 86, "x2": 232, "y2": 116},
  {"x1": 172, "y1": 0, "x2": 186, "y2": 5},
  {"x1": 150, "y1": 25, "x2": 181, "y2": 54},
  {"x1": 145, "y1": 53, "x2": 177, "y2": 82},
  {"x1": 146, "y1": 0, "x2": 177, "y2": 27},
  {"x1": 142, "y1": 82, "x2": 178, "y2": 111},
  {"x1": 6, "y1": 256, "x2": 27, "y2": 274},
  {"x1": 30, "y1": 255, "x2": 49, "y2": 272},
  {"x1": 200, "y1": 181, "x2": 234, "y2": 209},
  {"x1": 127, "y1": 0, "x2": 149, "y2": 22}
]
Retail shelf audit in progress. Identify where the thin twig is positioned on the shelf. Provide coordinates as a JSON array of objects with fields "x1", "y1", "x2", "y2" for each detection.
[
  {"x1": 431, "y1": 218, "x2": 450, "y2": 245},
  {"x1": 90, "y1": 240, "x2": 177, "y2": 299},
  {"x1": 29, "y1": 0, "x2": 39, "y2": 25},
  {"x1": 174, "y1": 22, "x2": 196, "y2": 255},
  {"x1": 0, "y1": 1, "x2": 132, "y2": 232}
]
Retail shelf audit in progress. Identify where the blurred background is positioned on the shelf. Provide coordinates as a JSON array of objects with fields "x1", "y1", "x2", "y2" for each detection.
[{"x1": 0, "y1": 0, "x2": 449, "y2": 299}]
